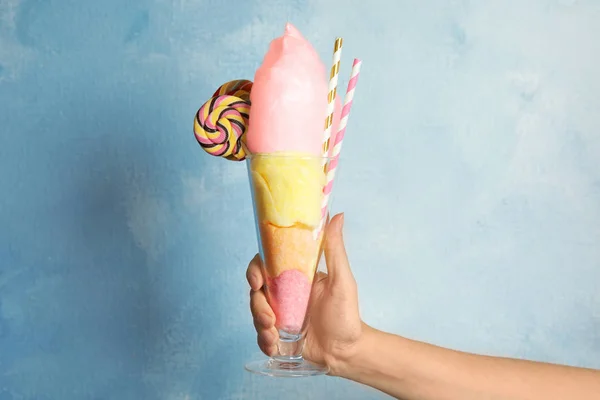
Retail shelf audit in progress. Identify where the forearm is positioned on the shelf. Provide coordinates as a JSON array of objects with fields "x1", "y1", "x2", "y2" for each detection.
[{"x1": 335, "y1": 324, "x2": 600, "y2": 400}]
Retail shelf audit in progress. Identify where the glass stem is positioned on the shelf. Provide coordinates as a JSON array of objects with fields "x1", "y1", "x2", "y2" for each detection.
[{"x1": 274, "y1": 331, "x2": 305, "y2": 361}]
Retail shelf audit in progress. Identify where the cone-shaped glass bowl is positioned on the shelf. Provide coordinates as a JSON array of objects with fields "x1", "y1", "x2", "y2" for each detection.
[{"x1": 244, "y1": 152, "x2": 332, "y2": 377}]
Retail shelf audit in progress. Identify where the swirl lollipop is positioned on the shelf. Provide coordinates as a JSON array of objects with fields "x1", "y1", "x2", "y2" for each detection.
[{"x1": 194, "y1": 80, "x2": 253, "y2": 161}]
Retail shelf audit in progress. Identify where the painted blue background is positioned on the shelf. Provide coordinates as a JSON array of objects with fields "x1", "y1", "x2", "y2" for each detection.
[{"x1": 1, "y1": 0, "x2": 599, "y2": 398}]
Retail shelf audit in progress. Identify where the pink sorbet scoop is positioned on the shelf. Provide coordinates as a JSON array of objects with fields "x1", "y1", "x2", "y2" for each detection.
[{"x1": 246, "y1": 23, "x2": 341, "y2": 156}]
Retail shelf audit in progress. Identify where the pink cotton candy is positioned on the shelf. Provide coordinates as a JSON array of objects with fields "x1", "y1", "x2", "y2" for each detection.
[
  {"x1": 246, "y1": 23, "x2": 341, "y2": 156},
  {"x1": 266, "y1": 269, "x2": 313, "y2": 334}
]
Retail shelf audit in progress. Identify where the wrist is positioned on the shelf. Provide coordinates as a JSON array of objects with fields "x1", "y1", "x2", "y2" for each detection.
[
  {"x1": 332, "y1": 323, "x2": 415, "y2": 393},
  {"x1": 328, "y1": 322, "x2": 378, "y2": 378}
]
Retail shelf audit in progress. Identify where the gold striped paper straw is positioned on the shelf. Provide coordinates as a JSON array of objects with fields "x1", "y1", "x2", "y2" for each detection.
[
  {"x1": 314, "y1": 37, "x2": 343, "y2": 239},
  {"x1": 321, "y1": 37, "x2": 343, "y2": 163}
]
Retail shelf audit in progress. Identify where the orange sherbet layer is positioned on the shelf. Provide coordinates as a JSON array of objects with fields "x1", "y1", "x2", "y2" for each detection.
[{"x1": 259, "y1": 222, "x2": 323, "y2": 280}]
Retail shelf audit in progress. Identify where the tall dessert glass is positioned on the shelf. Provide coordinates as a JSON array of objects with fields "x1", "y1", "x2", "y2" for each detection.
[{"x1": 244, "y1": 152, "x2": 332, "y2": 377}]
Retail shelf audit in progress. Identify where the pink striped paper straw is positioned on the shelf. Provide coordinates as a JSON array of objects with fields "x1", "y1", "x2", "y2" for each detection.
[{"x1": 316, "y1": 58, "x2": 362, "y2": 235}]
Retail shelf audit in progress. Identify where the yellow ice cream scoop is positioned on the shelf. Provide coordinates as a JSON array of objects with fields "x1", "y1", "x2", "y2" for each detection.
[{"x1": 250, "y1": 153, "x2": 325, "y2": 228}]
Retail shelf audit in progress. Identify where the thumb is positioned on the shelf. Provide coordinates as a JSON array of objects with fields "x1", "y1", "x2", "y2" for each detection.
[{"x1": 324, "y1": 213, "x2": 354, "y2": 286}]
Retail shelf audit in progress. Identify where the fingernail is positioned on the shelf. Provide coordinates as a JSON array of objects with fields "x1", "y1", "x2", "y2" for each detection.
[
  {"x1": 339, "y1": 213, "x2": 345, "y2": 231},
  {"x1": 267, "y1": 345, "x2": 277, "y2": 357}
]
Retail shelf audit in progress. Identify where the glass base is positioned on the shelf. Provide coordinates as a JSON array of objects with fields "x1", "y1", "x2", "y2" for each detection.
[{"x1": 244, "y1": 357, "x2": 329, "y2": 378}]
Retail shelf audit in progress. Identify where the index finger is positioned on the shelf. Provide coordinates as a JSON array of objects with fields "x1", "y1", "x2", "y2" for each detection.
[{"x1": 246, "y1": 254, "x2": 264, "y2": 291}]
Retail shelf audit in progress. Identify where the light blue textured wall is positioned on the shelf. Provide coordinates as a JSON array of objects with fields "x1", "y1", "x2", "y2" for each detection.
[{"x1": 1, "y1": 0, "x2": 599, "y2": 399}]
